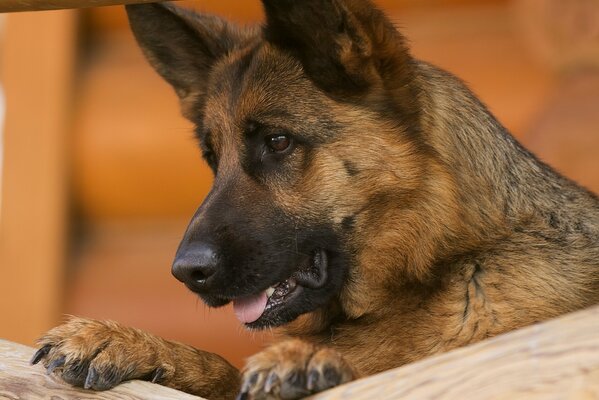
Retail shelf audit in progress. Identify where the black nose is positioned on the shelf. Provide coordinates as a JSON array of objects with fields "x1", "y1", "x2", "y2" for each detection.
[{"x1": 172, "y1": 243, "x2": 218, "y2": 288}]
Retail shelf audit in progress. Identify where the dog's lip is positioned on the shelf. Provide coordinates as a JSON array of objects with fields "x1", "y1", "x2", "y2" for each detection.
[
  {"x1": 294, "y1": 248, "x2": 328, "y2": 289},
  {"x1": 234, "y1": 248, "x2": 329, "y2": 326},
  {"x1": 244, "y1": 283, "x2": 306, "y2": 328}
]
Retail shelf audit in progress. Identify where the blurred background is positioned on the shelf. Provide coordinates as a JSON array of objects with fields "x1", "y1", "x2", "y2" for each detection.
[{"x1": 0, "y1": 0, "x2": 598, "y2": 369}]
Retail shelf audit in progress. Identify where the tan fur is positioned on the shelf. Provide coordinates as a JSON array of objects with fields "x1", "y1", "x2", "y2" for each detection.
[
  {"x1": 33, "y1": 1, "x2": 599, "y2": 399},
  {"x1": 37, "y1": 317, "x2": 239, "y2": 400}
]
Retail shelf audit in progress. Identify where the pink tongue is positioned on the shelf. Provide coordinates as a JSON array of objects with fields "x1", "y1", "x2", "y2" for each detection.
[{"x1": 233, "y1": 291, "x2": 268, "y2": 324}]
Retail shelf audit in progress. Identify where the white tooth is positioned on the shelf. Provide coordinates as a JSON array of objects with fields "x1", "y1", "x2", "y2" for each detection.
[{"x1": 265, "y1": 287, "x2": 275, "y2": 298}]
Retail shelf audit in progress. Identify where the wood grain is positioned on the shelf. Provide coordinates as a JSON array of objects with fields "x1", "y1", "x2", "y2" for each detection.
[
  {"x1": 2, "y1": 305, "x2": 598, "y2": 399},
  {"x1": 0, "y1": 339, "x2": 204, "y2": 400},
  {"x1": 0, "y1": 0, "x2": 177, "y2": 12},
  {"x1": 310, "y1": 304, "x2": 599, "y2": 400}
]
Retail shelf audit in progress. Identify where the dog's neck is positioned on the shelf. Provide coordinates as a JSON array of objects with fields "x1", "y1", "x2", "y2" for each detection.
[
  {"x1": 333, "y1": 61, "x2": 599, "y2": 318},
  {"x1": 417, "y1": 61, "x2": 599, "y2": 237},
  {"x1": 284, "y1": 60, "x2": 599, "y2": 337}
]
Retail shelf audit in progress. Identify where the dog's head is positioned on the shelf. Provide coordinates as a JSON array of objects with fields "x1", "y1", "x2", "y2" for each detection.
[{"x1": 127, "y1": 0, "x2": 452, "y2": 329}]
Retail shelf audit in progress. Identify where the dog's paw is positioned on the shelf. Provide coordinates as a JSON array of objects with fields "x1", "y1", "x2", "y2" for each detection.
[
  {"x1": 31, "y1": 316, "x2": 174, "y2": 391},
  {"x1": 237, "y1": 339, "x2": 355, "y2": 400}
]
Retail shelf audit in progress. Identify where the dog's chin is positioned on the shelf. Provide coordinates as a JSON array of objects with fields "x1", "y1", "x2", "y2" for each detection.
[
  {"x1": 200, "y1": 296, "x2": 231, "y2": 308},
  {"x1": 198, "y1": 248, "x2": 346, "y2": 329}
]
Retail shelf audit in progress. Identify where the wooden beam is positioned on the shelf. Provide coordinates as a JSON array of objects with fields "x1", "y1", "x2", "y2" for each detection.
[
  {"x1": 0, "y1": 0, "x2": 175, "y2": 12},
  {"x1": 0, "y1": 10, "x2": 76, "y2": 345},
  {"x1": 0, "y1": 339, "x2": 205, "y2": 399},
  {"x1": 1, "y1": 305, "x2": 598, "y2": 398},
  {"x1": 0, "y1": 0, "x2": 509, "y2": 13},
  {"x1": 312, "y1": 304, "x2": 599, "y2": 399}
]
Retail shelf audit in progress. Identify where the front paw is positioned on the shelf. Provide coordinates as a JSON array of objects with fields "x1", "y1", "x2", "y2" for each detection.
[
  {"x1": 31, "y1": 316, "x2": 173, "y2": 390},
  {"x1": 238, "y1": 339, "x2": 355, "y2": 400}
]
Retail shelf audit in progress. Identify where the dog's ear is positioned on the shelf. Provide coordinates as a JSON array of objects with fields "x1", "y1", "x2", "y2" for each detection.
[
  {"x1": 262, "y1": 0, "x2": 414, "y2": 97},
  {"x1": 126, "y1": 3, "x2": 253, "y2": 119}
]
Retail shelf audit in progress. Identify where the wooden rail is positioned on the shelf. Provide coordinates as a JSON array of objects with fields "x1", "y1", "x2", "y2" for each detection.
[
  {"x1": 0, "y1": 0, "x2": 173, "y2": 12},
  {"x1": 0, "y1": 339, "x2": 205, "y2": 399},
  {"x1": 312, "y1": 304, "x2": 599, "y2": 400},
  {"x1": 1, "y1": 305, "x2": 598, "y2": 399}
]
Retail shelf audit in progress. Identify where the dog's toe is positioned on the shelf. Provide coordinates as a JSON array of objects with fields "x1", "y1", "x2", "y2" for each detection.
[
  {"x1": 305, "y1": 347, "x2": 353, "y2": 393},
  {"x1": 238, "y1": 339, "x2": 355, "y2": 400},
  {"x1": 279, "y1": 369, "x2": 310, "y2": 399},
  {"x1": 32, "y1": 316, "x2": 176, "y2": 391},
  {"x1": 83, "y1": 364, "x2": 122, "y2": 391},
  {"x1": 61, "y1": 357, "x2": 92, "y2": 386}
]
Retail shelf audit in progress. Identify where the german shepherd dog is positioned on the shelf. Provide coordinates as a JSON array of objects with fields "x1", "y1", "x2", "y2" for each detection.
[{"x1": 32, "y1": 1, "x2": 599, "y2": 399}]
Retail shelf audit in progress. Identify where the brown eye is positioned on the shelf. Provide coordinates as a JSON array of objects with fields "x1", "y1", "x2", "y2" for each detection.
[{"x1": 265, "y1": 134, "x2": 291, "y2": 153}]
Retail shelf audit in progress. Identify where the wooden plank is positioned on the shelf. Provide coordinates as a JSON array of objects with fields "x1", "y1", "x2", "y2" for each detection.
[
  {"x1": 1, "y1": 306, "x2": 598, "y2": 399},
  {"x1": 311, "y1": 304, "x2": 599, "y2": 400},
  {"x1": 0, "y1": 0, "x2": 176, "y2": 12},
  {"x1": 0, "y1": 339, "x2": 205, "y2": 400},
  {"x1": 0, "y1": 0, "x2": 509, "y2": 14},
  {"x1": 0, "y1": 10, "x2": 76, "y2": 345}
]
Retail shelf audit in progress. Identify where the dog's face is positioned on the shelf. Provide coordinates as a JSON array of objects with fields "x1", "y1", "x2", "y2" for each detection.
[
  {"x1": 176, "y1": 50, "x2": 352, "y2": 329},
  {"x1": 127, "y1": 1, "x2": 435, "y2": 329}
]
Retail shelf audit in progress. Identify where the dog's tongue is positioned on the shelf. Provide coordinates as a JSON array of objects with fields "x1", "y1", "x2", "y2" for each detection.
[{"x1": 233, "y1": 291, "x2": 267, "y2": 324}]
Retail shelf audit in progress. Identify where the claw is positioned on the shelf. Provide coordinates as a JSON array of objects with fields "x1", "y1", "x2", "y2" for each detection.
[
  {"x1": 240, "y1": 371, "x2": 259, "y2": 393},
  {"x1": 306, "y1": 369, "x2": 320, "y2": 391},
  {"x1": 286, "y1": 370, "x2": 304, "y2": 387},
  {"x1": 280, "y1": 370, "x2": 309, "y2": 399},
  {"x1": 264, "y1": 370, "x2": 278, "y2": 393},
  {"x1": 84, "y1": 366, "x2": 98, "y2": 389},
  {"x1": 151, "y1": 367, "x2": 164, "y2": 383},
  {"x1": 322, "y1": 365, "x2": 341, "y2": 388},
  {"x1": 235, "y1": 391, "x2": 249, "y2": 400},
  {"x1": 30, "y1": 345, "x2": 51, "y2": 365},
  {"x1": 238, "y1": 371, "x2": 259, "y2": 400},
  {"x1": 46, "y1": 356, "x2": 65, "y2": 375}
]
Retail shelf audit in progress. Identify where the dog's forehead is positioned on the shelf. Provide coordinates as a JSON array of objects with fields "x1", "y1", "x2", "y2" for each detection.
[{"x1": 202, "y1": 44, "x2": 332, "y2": 146}]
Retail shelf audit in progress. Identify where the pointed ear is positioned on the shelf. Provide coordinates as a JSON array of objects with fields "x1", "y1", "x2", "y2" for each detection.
[
  {"x1": 126, "y1": 3, "x2": 255, "y2": 119},
  {"x1": 262, "y1": 0, "x2": 414, "y2": 96}
]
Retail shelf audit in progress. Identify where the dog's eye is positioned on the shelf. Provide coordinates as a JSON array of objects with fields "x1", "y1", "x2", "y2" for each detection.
[{"x1": 265, "y1": 134, "x2": 291, "y2": 153}]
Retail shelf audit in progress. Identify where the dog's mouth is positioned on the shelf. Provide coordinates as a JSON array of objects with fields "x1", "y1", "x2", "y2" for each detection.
[{"x1": 232, "y1": 248, "x2": 329, "y2": 328}]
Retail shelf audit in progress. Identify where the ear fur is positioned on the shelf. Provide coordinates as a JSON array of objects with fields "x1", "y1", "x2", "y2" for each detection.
[
  {"x1": 126, "y1": 3, "x2": 255, "y2": 119},
  {"x1": 262, "y1": 0, "x2": 411, "y2": 91},
  {"x1": 262, "y1": 0, "x2": 420, "y2": 130}
]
